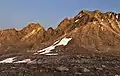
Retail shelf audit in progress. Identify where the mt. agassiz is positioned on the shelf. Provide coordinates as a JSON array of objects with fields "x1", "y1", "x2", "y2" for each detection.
[{"x1": 1, "y1": 10, "x2": 120, "y2": 56}]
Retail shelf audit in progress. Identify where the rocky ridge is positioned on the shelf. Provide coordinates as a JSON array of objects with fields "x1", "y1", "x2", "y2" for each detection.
[{"x1": 0, "y1": 10, "x2": 120, "y2": 55}]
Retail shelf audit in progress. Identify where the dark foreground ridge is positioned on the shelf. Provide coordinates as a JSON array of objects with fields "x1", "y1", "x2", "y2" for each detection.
[{"x1": 0, "y1": 10, "x2": 120, "y2": 76}]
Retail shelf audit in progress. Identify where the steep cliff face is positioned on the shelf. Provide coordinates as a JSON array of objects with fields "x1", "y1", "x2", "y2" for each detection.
[{"x1": 1, "y1": 10, "x2": 120, "y2": 55}]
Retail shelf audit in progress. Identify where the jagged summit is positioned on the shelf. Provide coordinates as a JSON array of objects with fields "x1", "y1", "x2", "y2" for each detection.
[
  {"x1": 20, "y1": 23, "x2": 45, "y2": 34},
  {"x1": 0, "y1": 10, "x2": 120, "y2": 55}
]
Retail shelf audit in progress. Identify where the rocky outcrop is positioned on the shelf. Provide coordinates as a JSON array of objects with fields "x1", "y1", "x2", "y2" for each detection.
[
  {"x1": 0, "y1": 28, "x2": 19, "y2": 43},
  {"x1": 20, "y1": 23, "x2": 47, "y2": 43}
]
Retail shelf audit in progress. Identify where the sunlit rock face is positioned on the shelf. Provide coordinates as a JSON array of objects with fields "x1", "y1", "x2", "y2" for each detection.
[{"x1": 0, "y1": 10, "x2": 120, "y2": 55}]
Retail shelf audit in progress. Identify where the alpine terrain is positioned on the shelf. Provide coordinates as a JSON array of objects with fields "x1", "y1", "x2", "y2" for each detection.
[{"x1": 0, "y1": 10, "x2": 120, "y2": 76}]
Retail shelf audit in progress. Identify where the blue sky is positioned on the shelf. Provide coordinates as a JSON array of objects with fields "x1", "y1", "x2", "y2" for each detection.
[{"x1": 0, "y1": 0, "x2": 120, "y2": 29}]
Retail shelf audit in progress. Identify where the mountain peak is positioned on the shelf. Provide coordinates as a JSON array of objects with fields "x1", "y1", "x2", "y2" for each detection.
[
  {"x1": 20, "y1": 23, "x2": 45, "y2": 35},
  {"x1": 26, "y1": 23, "x2": 42, "y2": 28},
  {"x1": 0, "y1": 10, "x2": 120, "y2": 55}
]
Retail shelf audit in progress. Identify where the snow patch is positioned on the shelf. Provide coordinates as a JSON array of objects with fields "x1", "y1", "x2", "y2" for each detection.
[
  {"x1": 56, "y1": 37, "x2": 72, "y2": 46},
  {"x1": 78, "y1": 13, "x2": 82, "y2": 18},
  {"x1": 116, "y1": 15, "x2": 119, "y2": 19},
  {"x1": 33, "y1": 52, "x2": 38, "y2": 55},
  {"x1": 15, "y1": 59, "x2": 31, "y2": 63},
  {"x1": 0, "y1": 57, "x2": 16, "y2": 63},
  {"x1": 102, "y1": 19, "x2": 104, "y2": 21},
  {"x1": 109, "y1": 13, "x2": 112, "y2": 16},
  {"x1": 39, "y1": 45, "x2": 56, "y2": 54},
  {"x1": 75, "y1": 19, "x2": 79, "y2": 22},
  {"x1": 35, "y1": 37, "x2": 72, "y2": 55},
  {"x1": 53, "y1": 40, "x2": 60, "y2": 45},
  {"x1": 45, "y1": 53, "x2": 58, "y2": 56}
]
